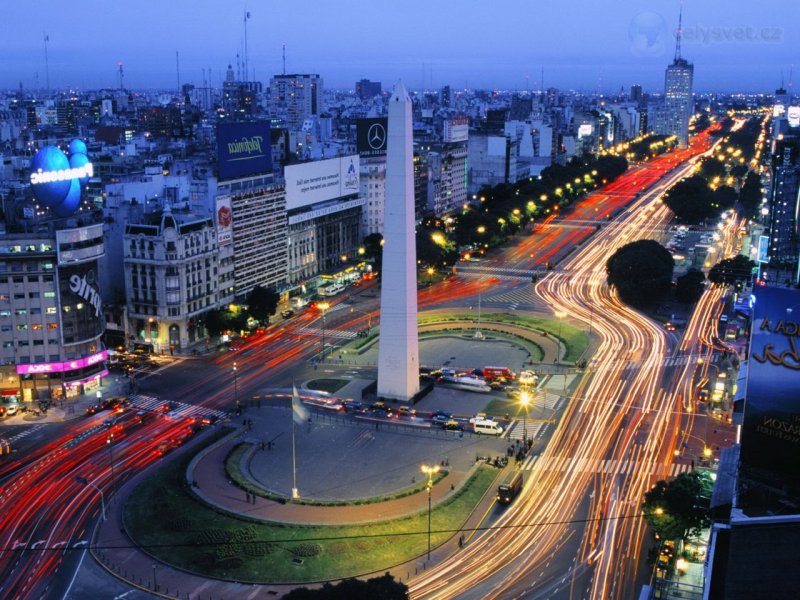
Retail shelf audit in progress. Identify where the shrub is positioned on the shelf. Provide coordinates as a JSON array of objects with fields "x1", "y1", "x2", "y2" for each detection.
[{"x1": 289, "y1": 543, "x2": 322, "y2": 557}]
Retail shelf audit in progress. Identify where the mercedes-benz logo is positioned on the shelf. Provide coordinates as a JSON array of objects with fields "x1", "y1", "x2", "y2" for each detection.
[{"x1": 367, "y1": 123, "x2": 386, "y2": 150}]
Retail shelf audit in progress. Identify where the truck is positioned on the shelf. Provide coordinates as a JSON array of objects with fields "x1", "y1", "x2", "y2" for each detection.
[
  {"x1": 497, "y1": 471, "x2": 524, "y2": 505},
  {"x1": 482, "y1": 366, "x2": 515, "y2": 382}
]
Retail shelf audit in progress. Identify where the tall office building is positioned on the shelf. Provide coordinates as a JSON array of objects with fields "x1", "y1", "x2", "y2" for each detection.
[
  {"x1": 269, "y1": 74, "x2": 323, "y2": 130},
  {"x1": 377, "y1": 81, "x2": 420, "y2": 401},
  {"x1": 766, "y1": 136, "x2": 800, "y2": 284},
  {"x1": 661, "y1": 11, "x2": 694, "y2": 147},
  {"x1": 355, "y1": 79, "x2": 382, "y2": 100}
]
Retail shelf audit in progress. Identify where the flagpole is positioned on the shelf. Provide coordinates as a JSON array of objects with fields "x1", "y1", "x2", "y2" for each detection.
[{"x1": 291, "y1": 405, "x2": 298, "y2": 499}]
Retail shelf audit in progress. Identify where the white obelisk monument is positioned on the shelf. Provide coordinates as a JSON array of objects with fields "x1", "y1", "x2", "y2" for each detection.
[{"x1": 377, "y1": 80, "x2": 420, "y2": 401}]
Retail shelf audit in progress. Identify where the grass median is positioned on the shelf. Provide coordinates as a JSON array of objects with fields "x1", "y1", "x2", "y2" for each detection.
[{"x1": 125, "y1": 445, "x2": 498, "y2": 583}]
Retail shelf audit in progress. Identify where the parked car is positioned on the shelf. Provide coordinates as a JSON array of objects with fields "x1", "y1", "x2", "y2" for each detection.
[
  {"x1": 397, "y1": 406, "x2": 417, "y2": 417},
  {"x1": 343, "y1": 400, "x2": 367, "y2": 414},
  {"x1": 1, "y1": 397, "x2": 19, "y2": 416}
]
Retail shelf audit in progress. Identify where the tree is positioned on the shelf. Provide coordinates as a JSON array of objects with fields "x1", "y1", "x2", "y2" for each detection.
[
  {"x1": 282, "y1": 574, "x2": 408, "y2": 599},
  {"x1": 738, "y1": 171, "x2": 762, "y2": 218},
  {"x1": 203, "y1": 308, "x2": 226, "y2": 338},
  {"x1": 642, "y1": 471, "x2": 714, "y2": 541},
  {"x1": 675, "y1": 268, "x2": 706, "y2": 304},
  {"x1": 416, "y1": 225, "x2": 458, "y2": 268},
  {"x1": 708, "y1": 255, "x2": 755, "y2": 287},
  {"x1": 246, "y1": 285, "x2": 279, "y2": 324},
  {"x1": 363, "y1": 233, "x2": 384, "y2": 273},
  {"x1": 606, "y1": 240, "x2": 674, "y2": 308}
]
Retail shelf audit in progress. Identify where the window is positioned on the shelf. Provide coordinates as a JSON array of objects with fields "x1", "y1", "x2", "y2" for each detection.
[
  {"x1": 31, "y1": 323, "x2": 42, "y2": 330},
  {"x1": 12, "y1": 276, "x2": 23, "y2": 283},
  {"x1": 16, "y1": 324, "x2": 28, "y2": 331},
  {"x1": 14, "y1": 293, "x2": 24, "y2": 299},
  {"x1": 47, "y1": 323, "x2": 58, "y2": 330},
  {"x1": 29, "y1": 292, "x2": 40, "y2": 299},
  {"x1": 46, "y1": 307, "x2": 56, "y2": 314},
  {"x1": 44, "y1": 291, "x2": 55, "y2": 298},
  {"x1": 0, "y1": 310, "x2": 9, "y2": 317},
  {"x1": 33, "y1": 340, "x2": 44, "y2": 346},
  {"x1": 30, "y1": 308, "x2": 40, "y2": 315},
  {"x1": 15, "y1": 309, "x2": 26, "y2": 316},
  {"x1": 2, "y1": 341, "x2": 12, "y2": 348}
]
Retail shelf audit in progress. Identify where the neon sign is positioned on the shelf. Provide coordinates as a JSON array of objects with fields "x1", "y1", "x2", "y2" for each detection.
[{"x1": 16, "y1": 350, "x2": 108, "y2": 375}]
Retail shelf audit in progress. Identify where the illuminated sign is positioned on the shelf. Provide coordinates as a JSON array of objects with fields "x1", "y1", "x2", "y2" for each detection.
[
  {"x1": 757, "y1": 235, "x2": 770, "y2": 264},
  {"x1": 29, "y1": 139, "x2": 91, "y2": 218},
  {"x1": 788, "y1": 106, "x2": 800, "y2": 128},
  {"x1": 741, "y1": 287, "x2": 800, "y2": 494},
  {"x1": 356, "y1": 118, "x2": 388, "y2": 157},
  {"x1": 16, "y1": 350, "x2": 108, "y2": 375},
  {"x1": 216, "y1": 195, "x2": 233, "y2": 246},
  {"x1": 216, "y1": 122, "x2": 272, "y2": 180},
  {"x1": 285, "y1": 155, "x2": 361, "y2": 211}
]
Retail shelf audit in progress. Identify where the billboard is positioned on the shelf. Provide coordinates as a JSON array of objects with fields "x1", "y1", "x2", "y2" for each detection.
[
  {"x1": 788, "y1": 106, "x2": 800, "y2": 128},
  {"x1": 216, "y1": 195, "x2": 233, "y2": 246},
  {"x1": 17, "y1": 350, "x2": 108, "y2": 375},
  {"x1": 443, "y1": 117, "x2": 469, "y2": 143},
  {"x1": 741, "y1": 287, "x2": 800, "y2": 490},
  {"x1": 285, "y1": 155, "x2": 360, "y2": 211},
  {"x1": 57, "y1": 260, "x2": 104, "y2": 345},
  {"x1": 216, "y1": 122, "x2": 272, "y2": 180},
  {"x1": 356, "y1": 118, "x2": 388, "y2": 157},
  {"x1": 757, "y1": 235, "x2": 770, "y2": 264},
  {"x1": 29, "y1": 139, "x2": 91, "y2": 218}
]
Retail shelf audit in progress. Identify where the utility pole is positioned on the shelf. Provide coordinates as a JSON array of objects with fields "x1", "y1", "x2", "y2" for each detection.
[
  {"x1": 176, "y1": 51, "x2": 180, "y2": 91},
  {"x1": 43, "y1": 34, "x2": 50, "y2": 91}
]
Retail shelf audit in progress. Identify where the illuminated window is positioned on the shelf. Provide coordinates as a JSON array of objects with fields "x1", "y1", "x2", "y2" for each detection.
[{"x1": 47, "y1": 323, "x2": 58, "y2": 330}]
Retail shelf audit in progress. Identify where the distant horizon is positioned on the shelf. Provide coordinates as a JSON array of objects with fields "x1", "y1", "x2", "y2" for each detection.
[{"x1": 1, "y1": 0, "x2": 796, "y2": 94}]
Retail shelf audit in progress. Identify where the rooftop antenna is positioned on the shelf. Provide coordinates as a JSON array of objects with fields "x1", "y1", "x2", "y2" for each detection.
[
  {"x1": 243, "y1": 10, "x2": 251, "y2": 82},
  {"x1": 282, "y1": 44, "x2": 286, "y2": 75},
  {"x1": 674, "y1": 3, "x2": 683, "y2": 61},
  {"x1": 176, "y1": 51, "x2": 181, "y2": 91},
  {"x1": 541, "y1": 66, "x2": 544, "y2": 92},
  {"x1": 43, "y1": 33, "x2": 50, "y2": 91},
  {"x1": 236, "y1": 53, "x2": 240, "y2": 81},
  {"x1": 117, "y1": 62, "x2": 124, "y2": 90}
]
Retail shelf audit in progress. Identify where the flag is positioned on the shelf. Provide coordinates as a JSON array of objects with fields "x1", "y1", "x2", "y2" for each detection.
[{"x1": 292, "y1": 384, "x2": 309, "y2": 425}]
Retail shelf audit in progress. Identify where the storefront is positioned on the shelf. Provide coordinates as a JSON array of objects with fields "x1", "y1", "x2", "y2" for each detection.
[{"x1": 16, "y1": 350, "x2": 109, "y2": 401}]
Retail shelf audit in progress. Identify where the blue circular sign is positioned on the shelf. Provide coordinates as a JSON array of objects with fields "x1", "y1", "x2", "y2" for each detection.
[{"x1": 30, "y1": 139, "x2": 91, "y2": 217}]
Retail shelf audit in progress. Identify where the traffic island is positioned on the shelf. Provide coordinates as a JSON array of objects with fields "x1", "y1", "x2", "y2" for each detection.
[{"x1": 123, "y1": 437, "x2": 499, "y2": 583}]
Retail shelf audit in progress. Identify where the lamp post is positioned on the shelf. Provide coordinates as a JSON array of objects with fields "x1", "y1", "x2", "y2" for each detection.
[
  {"x1": 427, "y1": 266, "x2": 435, "y2": 285},
  {"x1": 519, "y1": 390, "x2": 531, "y2": 447},
  {"x1": 75, "y1": 476, "x2": 106, "y2": 521},
  {"x1": 152, "y1": 563, "x2": 158, "y2": 592},
  {"x1": 680, "y1": 430, "x2": 714, "y2": 464},
  {"x1": 317, "y1": 301, "x2": 330, "y2": 359},
  {"x1": 106, "y1": 433, "x2": 115, "y2": 498},
  {"x1": 421, "y1": 463, "x2": 441, "y2": 561},
  {"x1": 233, "y1": 362, "x2": 239, "y2": 411},
  {"x1": 349, "y1": 306, "x2": 373, "y2": 334}
]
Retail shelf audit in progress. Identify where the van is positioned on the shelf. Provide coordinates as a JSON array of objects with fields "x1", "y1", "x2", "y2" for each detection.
[{"x1": 473, "y1": 420, "x2": 503, "y2": 436}]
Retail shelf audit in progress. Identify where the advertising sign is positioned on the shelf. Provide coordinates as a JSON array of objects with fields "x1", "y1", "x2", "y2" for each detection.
[
  {"x1": 356, "y1": 118, "x2": 388, "y2": 157},
  {"x1": 29, "y1": 139, "x2": 91, "y2": 218},
  {"x1": 285, "y1": 155, "x2": 360, "y2": 211},
  {"x1": 443, "y1": 117, "x2": 469, "y2": 143},
  {"x1": 788, "y1": 106, "x2": 800, "y2": 128},
  {"x1": 216, "y1": 122, "x2": 272, "y2": 180},
  {"x1": 16, "y1": 350, "x2": 109, "y2": 375},
  {"x1": 57, "y1": 261, "x2": 104, "y2": 345},
  {"x1": 215, "y1": 195, "x2": 233, "y2": 246},
  {"x1": 741, "y1": 287, "x2": 800, "y2": 489},
  {"x1": 757, "y1": 235, "x2": 770, "y2": 264}
]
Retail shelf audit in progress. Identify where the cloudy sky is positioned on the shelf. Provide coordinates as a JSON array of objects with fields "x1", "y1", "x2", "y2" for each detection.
[{"x1": 2, "y1": 0, "x2": 796, "y2": 93}]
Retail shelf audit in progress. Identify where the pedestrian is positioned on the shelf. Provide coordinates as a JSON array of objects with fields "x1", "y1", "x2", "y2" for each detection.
[{"x1": 459, "y1": 535, "x2": 464, "y2": 548}]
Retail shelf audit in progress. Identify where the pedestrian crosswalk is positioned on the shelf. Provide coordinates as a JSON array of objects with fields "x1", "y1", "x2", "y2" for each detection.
[
  {"x1": 128, "y1": 395, "x2": 227, "y2": 421},
  {"x1": 517, "y1": 454, "x2": 694, "y2": 478},
  {"x1": 507, "y1": 420, "x2": 550, "y2": 441},
  {"x1": 298, "y1": 327, "x2": 358, "y2": 340},
  {"x1": 4, "y1": 423, "x2": 47, "y2": 444},
  {"x1": 457, "y1": 264, "x2": 540, "y2": 278}
]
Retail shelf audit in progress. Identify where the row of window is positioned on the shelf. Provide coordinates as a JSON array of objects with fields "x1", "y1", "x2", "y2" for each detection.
[
  {"x1": 0, "y1": 308, "x2": 58, "y2": 316},
  {"x1": 0, "y1": 291, "x2": 56, "y2": 300}
]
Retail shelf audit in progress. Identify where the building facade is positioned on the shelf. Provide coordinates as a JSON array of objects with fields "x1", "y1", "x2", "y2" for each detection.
[{"x1": 269, "y1": 74, "x2": 323, "y2": 130}]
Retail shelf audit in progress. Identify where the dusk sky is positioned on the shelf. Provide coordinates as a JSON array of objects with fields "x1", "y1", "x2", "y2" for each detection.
[{"x1": 2, "y1": 0, "x2": 796, "y2": 93}]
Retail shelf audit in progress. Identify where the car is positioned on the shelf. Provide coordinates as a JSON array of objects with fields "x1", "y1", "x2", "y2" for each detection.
[
  {"x1": 371, "y1": 401, "x2": 392, "y2": 414},
  {"x1": 86, "y1": 404, "x2": 104, "y2": 415},
  {"x1": 281, "y1": 309, "x2": 295, "y2": 318},
  {"x1": 431, "y1": 414, "x2": 452, "y2": 425},
  {"x1": 664, "y1": 322, "x2": 677, "y2": 332},
  {"x1": 442, "y1": 419, "x2": 463, "y2": 431},
  {"x1": 397, "y1": 406, "x2": 417, "y2": 417},
  {"x1": 431, "y1": 410, "x2": 453, "y2": 419},
  {"x1": 1, "y1": 398, "x2": 19, "y2": 416},
  {"x1": 343, "y1": 400, "x2": 367, "y2": 414}
]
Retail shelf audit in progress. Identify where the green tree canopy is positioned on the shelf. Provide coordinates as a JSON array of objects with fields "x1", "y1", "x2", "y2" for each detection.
[
  {"x1": 282, "y1": 574, "x2": 408, "y2": 599},
  {"x1": 738, "y1": 171, "x2": 762, "y2": 218},
  {"x1": 246, "y1": 285, "x2": 280, "y2": 323},
  {"x1": 363, "y1": 233, "x2": 384, "y2": 273},
  {"x1": 708, "y1": 254, "x2": 756, "y2": 287},
  {"x1": 675, "y1": 268, "x2": 706, "y2": 304},
  {"x1": 642, "y1": 471, "x2": 714, "y2": 541},
  {"x1": 606, "y1": 239, "x2": 674, "y2": 308}
]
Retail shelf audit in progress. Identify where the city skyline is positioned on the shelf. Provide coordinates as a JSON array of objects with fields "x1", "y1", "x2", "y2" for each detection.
[{"x1": 1, "y1": 0, "x2": 796, "y2": 93}]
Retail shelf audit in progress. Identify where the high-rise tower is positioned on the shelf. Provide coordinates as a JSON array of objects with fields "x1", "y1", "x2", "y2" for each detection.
[
  {"x1": 662, "y1": 8, "x2": 694, "y2": 147},
  {"x1": 377, "y1": 81, "x2": 420, "y2": 401}
]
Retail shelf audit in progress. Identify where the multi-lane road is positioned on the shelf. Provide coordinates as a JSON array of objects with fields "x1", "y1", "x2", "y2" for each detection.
[{"x1": 0, "y1": 124, "x2": 736, "y2": 599}]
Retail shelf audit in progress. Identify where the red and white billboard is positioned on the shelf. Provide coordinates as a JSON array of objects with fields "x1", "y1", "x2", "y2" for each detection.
[{"x1": 216, "y1": 195, "x2": 233, "y2": 246}]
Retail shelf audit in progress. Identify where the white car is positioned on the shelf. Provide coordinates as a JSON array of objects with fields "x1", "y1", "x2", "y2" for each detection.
[{"x1": 1, "y1": 398, "x2": 19, "y2": 416}]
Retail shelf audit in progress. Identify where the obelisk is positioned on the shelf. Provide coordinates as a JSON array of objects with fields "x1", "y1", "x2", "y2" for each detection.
[{"x1": 377, "y1": 80, "x2": 420, "y2": 401}]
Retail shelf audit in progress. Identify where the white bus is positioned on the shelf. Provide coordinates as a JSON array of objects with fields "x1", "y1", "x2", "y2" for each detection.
[
  {"x1": 473, "y1": 420, "x2": 504, "y2": 435},
  {"x1": 319, "y1": 283, "x2": 345, "y2": 297}
]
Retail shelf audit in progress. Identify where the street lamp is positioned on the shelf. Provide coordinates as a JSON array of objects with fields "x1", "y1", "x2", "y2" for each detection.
[
  {"x1": 106, "y1": 433, "x2": 115, "y2": 498},
  {"x1": 421, "y1": 463, "x2": 441, "y2": 561},
  {"x1": 152, "y1": 563, "x2": 158, "y2": 592},
  {"x1": 317, "y1": 301, "x2": 330, "y2": 359},
  {"x1": 75, "y1": 476, "x2": 106, "y2": 521},
  {"x1": 349, "y1": 306, "x2": 373, "y2": 334},
  {"x1": 427, "y1": 266, "x2": 435, "y2": 285},
  {"x1": 519, "y1": 390, "x2": 531, "y2": 447},
  {"x1": 233, "y1": 362, "x2": 239, "y2": 411}
]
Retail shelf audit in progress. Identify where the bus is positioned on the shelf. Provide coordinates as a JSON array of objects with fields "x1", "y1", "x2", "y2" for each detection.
[
  {"x1": 319, "y1": 283, "x2": 345, "y2": 297},
  {"x1": 497, "y1": 472, "x2": 524, "y2": 505}
]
